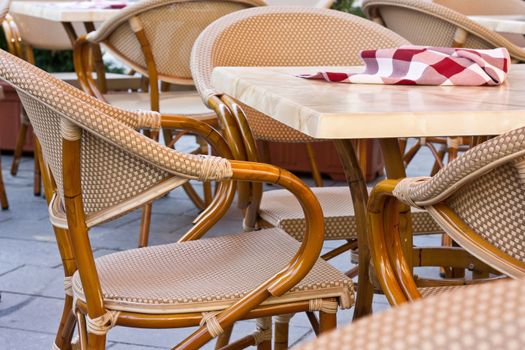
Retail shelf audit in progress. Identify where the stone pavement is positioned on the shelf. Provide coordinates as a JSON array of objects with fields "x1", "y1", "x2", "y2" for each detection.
[{"x1": 0, "y1": 144, "x2": 441, "y2": 349}]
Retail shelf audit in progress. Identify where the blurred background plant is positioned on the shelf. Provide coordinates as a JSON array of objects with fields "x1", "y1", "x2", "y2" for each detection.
[{"x1": 332, "y1": 0, "x2": 364, "y2": 17}]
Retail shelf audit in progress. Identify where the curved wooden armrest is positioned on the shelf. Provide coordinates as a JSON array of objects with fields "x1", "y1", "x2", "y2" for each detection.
[
  {"x1": 368, "y1": 179, "x2": 421, "y2": 305},
  {"x1": 178, "y1": 160, "x2": 325, "y2": 349}
]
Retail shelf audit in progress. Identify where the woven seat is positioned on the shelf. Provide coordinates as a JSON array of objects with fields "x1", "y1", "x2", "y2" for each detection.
[
  {"x1": 297, "y1": 278, "x2": 525, "y2": 349},
  {"x1": 73, "y1": 229, "x2": 354, "y2": 314},
  {"x1": 104, "y1": 90, "x2": 214, "y2": 119},
  {"x1": 259, "y1": 187, "x2": 443, "y2": 241}
]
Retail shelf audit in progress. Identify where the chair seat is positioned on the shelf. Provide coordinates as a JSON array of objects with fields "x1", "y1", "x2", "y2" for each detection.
[
  {"x1": 72, "y1": 229, "x2": 355, "y2": 314},
  {"x1": 104, "y1": 90, "x2": 215, "y2": 119},
  {"x1": 52, "y1": 72, "x2": 143, "y2": 91},
  {"x1": 259, "y1": 187, "x2": 443, "y2": 240},
  {"x1": 418, "y1": 285, "x2": 469, "y2": 298}
]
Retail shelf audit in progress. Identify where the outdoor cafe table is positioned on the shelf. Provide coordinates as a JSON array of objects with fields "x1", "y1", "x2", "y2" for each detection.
[
  {"x1": 10, "y1": 1, "x2": 125, "y2": 91},
  {"x1": 469, "y1": 15, "x2": 525, "y2": 35},
  {"x1": 211, "y1": 64, "x2": 525, "y2": 318}
]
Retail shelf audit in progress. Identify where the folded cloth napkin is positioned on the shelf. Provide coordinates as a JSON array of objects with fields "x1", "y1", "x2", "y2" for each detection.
[{"x1": 299, "y1": 46, "x2": 510, "y2": 86}]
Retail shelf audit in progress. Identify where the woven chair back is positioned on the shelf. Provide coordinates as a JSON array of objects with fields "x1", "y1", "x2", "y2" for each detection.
[
  {"x1": 362, "y1": 0, "x2": 525, "y2": 61},
  {"x1": 0, "y1": 49, "x2": 230, "y2": 221},
  {"x1": 191, "y1": 6, "x2": 410, "y2": 143},
  {"x1": 88, "y1": 0, "x2": 264, "y2": 85}
]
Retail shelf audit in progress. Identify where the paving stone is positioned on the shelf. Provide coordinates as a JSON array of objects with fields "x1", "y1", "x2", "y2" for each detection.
[
  {"x1": 0, "y1": 238, "x2": 62, "y2": 268},
  {"x1": 0, "y1": 326, "x2": 57, "y2": 349},
  {"x1": 0, "y1": 265, "x2": 65, "y2": 298}
]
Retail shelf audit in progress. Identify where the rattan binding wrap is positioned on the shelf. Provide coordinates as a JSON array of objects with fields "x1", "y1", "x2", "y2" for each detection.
[
  {"x1": 362, "y1": 0, "x2": 525, "y2": 61},
  {"x1": 87, "y1": 0, "x2": 265, "y2": 85},
  {"x1": 191, "y1": 6, "x2": 410, "y2": 142},
  {"x1": 0, "y1": 50, "x2": 232, "y2": 218},
  {"x1": 297, "y1": 278, "x2": 525, "y2": 349}
]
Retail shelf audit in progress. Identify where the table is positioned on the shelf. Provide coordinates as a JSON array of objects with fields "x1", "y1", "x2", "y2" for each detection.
[
  {"x1": 469, "y1": 15, "x2": 525, "y2": 35},
  {"x1": 10, "y1": 1, "x2": 126, "y2": 92},
  {"x1": 212, "y1": 65, "x2": 525, "y2": 317}
]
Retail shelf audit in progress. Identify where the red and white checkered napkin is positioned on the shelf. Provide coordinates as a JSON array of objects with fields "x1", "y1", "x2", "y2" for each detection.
[{"x1": 299, "y1": 46, "x2": 510, "y2": 86}]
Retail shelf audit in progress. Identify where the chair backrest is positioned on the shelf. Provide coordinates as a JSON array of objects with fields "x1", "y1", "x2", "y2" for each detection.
[
  {"x1": 264, "y1": 0, "x2": 334, "y2": 8},
  {"x1": 362, "y1": 0, "x2": 525, "y2": 61},
  {"x1": 0, "y1": 48, "x2": 230, "y2": 223},
  {"x1": 191, "y1": 6, "x2": 410, "y2": 143},
  {"x1": 87, "y1": 0, "x2": 265, "y2": 86}
]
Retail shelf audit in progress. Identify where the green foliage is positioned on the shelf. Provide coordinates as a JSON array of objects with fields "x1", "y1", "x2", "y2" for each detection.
[{"x1": 332, "y1": 0, "x2": 365, "y2": 17}]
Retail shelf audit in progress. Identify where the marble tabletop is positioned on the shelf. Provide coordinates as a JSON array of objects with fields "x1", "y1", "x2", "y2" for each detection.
[
  {"x1": 10, "y1": 1, "x2": 124, "y2": 23},
  {"x1": 211, "y1": 65, "x2": 525, "y2": 139},
  {"x1": 469, "y1": 15, "x2": 525, "y2": 35}
]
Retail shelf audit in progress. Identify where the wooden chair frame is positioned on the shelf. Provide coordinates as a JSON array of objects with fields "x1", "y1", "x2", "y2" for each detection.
[{"x1": 368, "y1": 178, "x2": 522, "y2": 306}]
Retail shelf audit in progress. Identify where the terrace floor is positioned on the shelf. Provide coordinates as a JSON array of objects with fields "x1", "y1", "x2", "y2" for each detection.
[{"x1": 0, "y1": 141, "x2": 441, "y2": 349}]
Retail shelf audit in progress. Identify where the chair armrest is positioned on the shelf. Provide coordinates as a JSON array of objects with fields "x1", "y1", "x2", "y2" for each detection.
[{"x1": 394, "y1": 127, "x2": 525, "y2": 207}]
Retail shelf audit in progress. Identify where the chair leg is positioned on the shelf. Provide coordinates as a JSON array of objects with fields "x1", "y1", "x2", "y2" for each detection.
[
  {"x1": 33, "y1": 139, "x2": 42, "y2": 196},
  {"x1": 319, "y1": 310, "x2": 337, "y2": 334},
  {"x1": 87, "y1": 333, "x2": 106, "y2": 350},
  {"x1": 10, "y1": 121, "x2": 28, "y2": 176},
  {"x1": 54, "y1": 295, "x2": 77, "y2": 350},
  {"x1": 0, "y1": 154, "x2": 8, "y2": 210},
  {"x1": 305, "y1": 143, "x2": 323, "y2": 187},
  {"x1": 215, "y1": 325, "x2": 234, "y2": 349},
  {"x1": 256, "y1": 317, "x2": 272, "y2": 350},
  {"x1": 138, "y1": 202, "x2": 153, "y2": 248},
  {"x1": 274, "y1": 314, "x2": 292, "y2": 350}
]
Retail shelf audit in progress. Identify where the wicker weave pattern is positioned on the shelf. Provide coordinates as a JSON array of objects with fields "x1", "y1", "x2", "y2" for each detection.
[
  {"x1": 191, "y1": 6, "x2": 409, "y2": 142},
  {"x1": 446, "y1": 163, "x2": 525, "y2": 263},
  {"x1": 72, "y1": 229, "x2": 355, "y2": 314},
  {"x1": 0, "y1": 50, "x2": 232, "y2": 214},
  {"x1": 362, "y1": 0, "x2": 525, "y2": 61},
  {"x1": 418, "y1": 285, "x2": 467, "y2": 298},
  {"x1": 259, "y1": 187, "x2": 442, "y2": 240},
  {"x1": 88, "y1": 0, "x2": 264, "y2": 83},
  {"x1": 298, "y1": 279, "x2": 525, "y2": 350},
  {"x1": 393, "y1": 127, "x2": 525, "y2": 206}
]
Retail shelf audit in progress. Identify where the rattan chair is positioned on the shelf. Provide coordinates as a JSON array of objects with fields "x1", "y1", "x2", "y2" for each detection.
[
  {"x1": 296, "y1": 277, "x2": 525, "y2": 349},
  {"x1": 0, "y1": 48, "x2": 355, "y2": 350},
  {"x1": 74, "y1": 0, "x2": 265, "y2": 246},
  {"x1": 0, "y1": 0, "x2": 9, "y2": 210},
  {"x1": 367, "y1": 124, "x2": 525, "y2": 306},
  {"x1": 190, "y1": 6, "x2": 447, "y2": 339}
]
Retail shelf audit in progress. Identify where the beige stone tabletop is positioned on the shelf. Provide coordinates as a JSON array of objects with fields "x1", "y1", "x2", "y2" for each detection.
[
  {"x1": 10, "y1": 1, "x2": 123, "y2": 23},
  {"x1": 211, "y1": 65, "x2": 525, "y2": 139},
  {"x1": 469, "y1": 15, "x2": 525, "y2": 35}
]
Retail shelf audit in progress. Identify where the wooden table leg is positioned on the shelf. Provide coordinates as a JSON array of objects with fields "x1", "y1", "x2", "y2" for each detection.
[{"x1": 334, "y1": 140, "x2": 373, "y2": 319}]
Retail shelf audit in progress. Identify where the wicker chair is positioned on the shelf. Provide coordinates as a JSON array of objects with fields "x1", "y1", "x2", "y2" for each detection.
[
  {"x1": 191, "y1": 6, "x2": 447, "y2": 334},
  {"x1": 0, "y1": 48, "x2": 355, "y2": 349},
  {"x1": 367, "y1": 124, "x2": 525, "y2": 307},
  {"x1": 0, "y1": 0, "x2": 9, "y2": 210},
  {"x1": 296, "y1": 277, "x2": 525, "y2": 349},
  {"x1": 74, "y1": 0, "x2": 265, "y2": 246}
]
